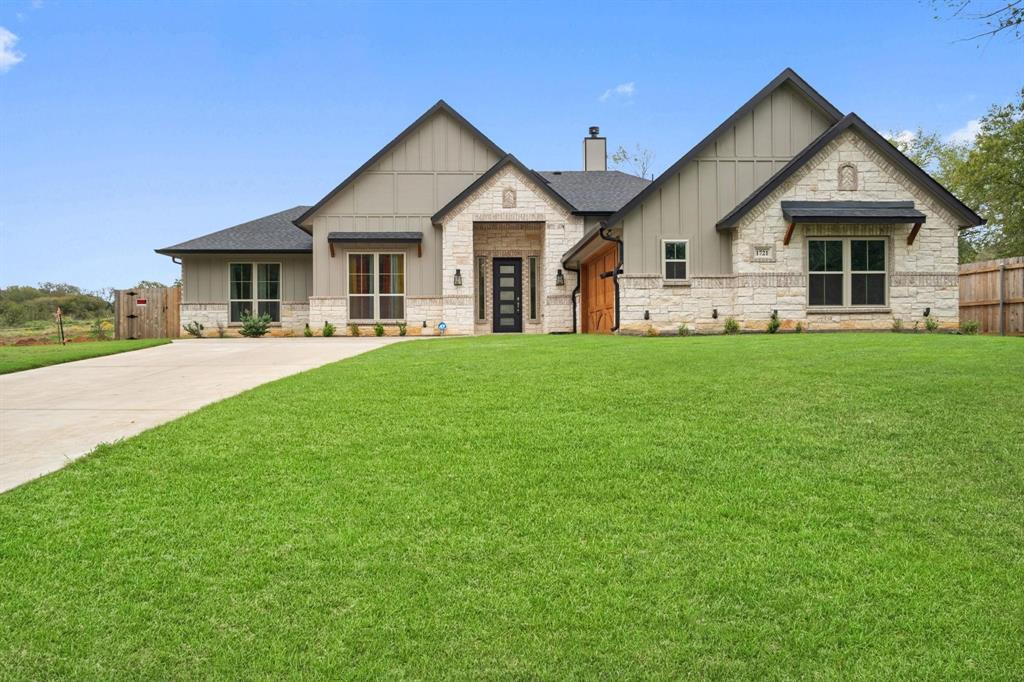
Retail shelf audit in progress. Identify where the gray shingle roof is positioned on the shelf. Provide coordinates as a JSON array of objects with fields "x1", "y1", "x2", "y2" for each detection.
[
  {"x1": 156, "y1": 206, "x2": 312, "y2": 254},
  {"x1": 536, "y1": 170, "x2": 651, "y2": 213},
  {"x1": 781, "y1": 201, "x2": 926, "y2": 223}
]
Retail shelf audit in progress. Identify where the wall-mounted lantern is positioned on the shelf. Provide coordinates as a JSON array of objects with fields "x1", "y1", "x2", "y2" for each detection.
[
  {"x1": 555, "y1": 269, "x2": 565, "y2": 287},
  {"x1": 923, "y1": 307, "x2": 931, "y2": 317},
  {"x1": 454, "y1": 269, "x2": 463, "y2": 287},
  {"x1": 712, "y1": 308, "x2": 719, "y2": 319},
  {"x1": 643, "y1": 310, "x2": 650, "y2": 320}
]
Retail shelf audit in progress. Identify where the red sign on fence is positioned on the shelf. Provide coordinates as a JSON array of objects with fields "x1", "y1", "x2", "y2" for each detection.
[{"x1": 136, "y1": 298, "x2": 147, "y2": 306}]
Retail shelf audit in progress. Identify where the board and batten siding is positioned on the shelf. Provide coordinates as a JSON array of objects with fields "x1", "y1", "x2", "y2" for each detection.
[
  {"x1": 310, "y1": 110, "x2": 502, "y2": 298},
  {"x1": 181, "y1": 254, "x2": 313, "y2": 303},
  {"x1": 621, "y1": 83, "x2": 834, "y2": 276}
]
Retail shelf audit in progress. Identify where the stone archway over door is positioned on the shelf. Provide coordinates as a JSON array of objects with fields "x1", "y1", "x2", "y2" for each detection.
[{"x1": 581, "y1": 243, "x2": 616, "y2": 333}]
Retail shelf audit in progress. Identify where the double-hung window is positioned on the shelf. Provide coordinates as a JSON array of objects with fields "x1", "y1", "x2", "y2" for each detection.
[
  {"x1": 348, "y1": 253, "x2": 405, "y2": 321},
  {"x1": 229, "y1": 263, "x2": 281, "y2": 322},
  {"x1": 807, "y1": 238, "x2": 887, "y2": 308},
  {"x1": 663, "y1": 240, "x2": 688, "y2": 281}
]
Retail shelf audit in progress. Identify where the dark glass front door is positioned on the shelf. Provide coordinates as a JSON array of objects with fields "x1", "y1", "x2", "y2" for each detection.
[{"x1": 492, "y1": 258, "x2": 523, "y2": 333}]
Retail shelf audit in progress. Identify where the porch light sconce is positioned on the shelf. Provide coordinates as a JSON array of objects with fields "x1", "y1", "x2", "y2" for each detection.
[
  {"x1": 712, "y1": 308, "x2": 719, "y2": 319},
  {"x1": 555, "y1": 269, "x2": 565, "y2": 286},
  {"x1": 643, "y1": 310, "x2": 650, "y2": 320},
  {"x1": 923, "y1": 307, "x2": 931, "y2": 317},
  {"x1": 454, "y1": 269, "x2": 463, "y2": 287},
  {"x1": 422, "y1": 320, "x2": 427, "y2": 328}
]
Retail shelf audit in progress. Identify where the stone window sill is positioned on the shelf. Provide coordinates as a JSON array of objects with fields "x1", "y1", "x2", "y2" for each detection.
[
  {"x1": 663, "y1": 280, "x2": 691, "y2": 287},
  {"x1": 807, "y1": 307, "x2": 891, "y2": 315}
]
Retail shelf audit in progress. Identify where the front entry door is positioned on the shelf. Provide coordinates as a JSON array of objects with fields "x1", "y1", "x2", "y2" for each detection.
[{"x1": 492, "y1": 258, "x2": 523, "y2": 333}]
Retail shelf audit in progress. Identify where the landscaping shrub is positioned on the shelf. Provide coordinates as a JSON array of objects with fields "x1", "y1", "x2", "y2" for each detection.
[
  {"x1": 398, "y1": 323, "x2": 407, "y2": 337},
  {"x1": 794, "y1": 321, "x2": 804, "y2": 333},
  {"x1": 724, "y1": 317, "x2": 740, "y2": 335},
  {"x1": 892, "y1": 318, "x2": 904, "y2": 333},
  {"x1": 347, "y1": 323, "x2": 358, "y2": 337},
  {"x1": 323, "y1": 321, "x2": 336, "y2": 337},
  {"x1": 374, "y1": 323, "x2": 385, "y2": 337},
  {"x1": 678, "y1": 324, "x2": 690, "y2": 337},
  {"x1": 183, "y1": 321, "x2": 204, "y2": 338},
  {"x1": 303, "y1": 323, "x2": 314, "y2": 337},
  {"x1": 645, "y1": 326, "x2": 659, "y2": 337},
  {"x1": 960, "y1": 319, "x2": 980, "y2": 335},
  {"x1": 767, "y1": 312, "x2": 780, "y2": 334},
  {"x1": 239, "y1": 312, "x2": 271, "y2": 338},
  {"x1": 925, "y1": 316, "x2": 939, "y2": 332},
  {"x1": 90, "y1": 319, "x2": 110, "y2": 341}
]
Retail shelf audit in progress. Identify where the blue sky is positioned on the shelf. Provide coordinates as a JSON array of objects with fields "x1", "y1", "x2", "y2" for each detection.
[{"x1": 1, "y1": 0, "x2": 1021, "y2": 291}]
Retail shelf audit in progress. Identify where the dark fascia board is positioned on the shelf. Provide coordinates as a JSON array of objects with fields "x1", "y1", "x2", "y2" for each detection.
[
  {"x1": 596, "y1": 68, "x2": 845, "y2": 233},
  {"x1": 154, "y1": 248, "x2": 312, "y2": 255},
  {"x1": 327, "y1": 231, "x2": 423, "y2": 243},
  {"x1": 430, "y1": 154, "x2": 576, "y2": 225},
  {"x1": 782, "y1": 200, "x2": 927, "y2": 223},
  {"x1": 717, "y1": 114, "x2": 986, "y2": 229},
  {"x1": 293, "y1": 100, "x2": 506, "y2": 232},
  {"x1": 561, "y1": 224, "x2": 603, "y2": 266}
]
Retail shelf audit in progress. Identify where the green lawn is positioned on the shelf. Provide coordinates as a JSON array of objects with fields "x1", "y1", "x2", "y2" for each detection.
[
  {"x1": 1, "y1": 334, "x2": 1021, "y2": 679},
  {"x1": 0, "y1": 338, "x2": 169, "y2": 374}
]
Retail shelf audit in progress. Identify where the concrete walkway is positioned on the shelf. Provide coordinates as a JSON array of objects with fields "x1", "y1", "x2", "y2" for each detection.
[{"x1": 0, "y1": 337, "x2": 411, "y2": 493}]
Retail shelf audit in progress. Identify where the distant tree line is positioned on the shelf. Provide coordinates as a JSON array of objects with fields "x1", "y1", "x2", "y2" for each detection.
[{"x1": 0, "y1": 280, "x2": 179, "y2": 327}]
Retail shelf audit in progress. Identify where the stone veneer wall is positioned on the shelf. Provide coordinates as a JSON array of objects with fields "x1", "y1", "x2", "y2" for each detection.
[
  {"x1": 472, "y1": 223, "x2": 543, "y2": 334},
  {"x1": 439, "y1": 165, "x2": 582, "y2": 335},
  {"x1": 181, "y1": 302, "x2": 309, "y2": 337},
  {"x1": 620, "y1": 130, "x2": 961, "y2": 334}
]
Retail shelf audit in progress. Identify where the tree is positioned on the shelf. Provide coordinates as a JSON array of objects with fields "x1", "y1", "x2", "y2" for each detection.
[
  {"x1": 37, "y1": 282, "x2": 82, "y2": 296},
  {"x1": 610, "y1": 144, "x2": 656, "y2": 179},
  {"x1": 134, "y1": 280, "x2": 167, "y2": 289},
  {"x1": 887, "y1": 88, "x2": 1023, "y2": 261},
  {"x1": 932, "y1": 0, "x2": 1023, "y2": 42}
]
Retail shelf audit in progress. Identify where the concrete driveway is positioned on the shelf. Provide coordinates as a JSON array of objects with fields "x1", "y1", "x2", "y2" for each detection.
[{"x1": 0, "y1": 337, "x2": 411, "y2": 493}]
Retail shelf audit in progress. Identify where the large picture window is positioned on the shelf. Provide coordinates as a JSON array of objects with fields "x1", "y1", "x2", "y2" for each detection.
[
  {"x1": 229, "y1": 262, "x2": 280, "y2": 322},
  {"x1": 348, "y1": 253, "x2": 405, "y2": 321},
  {"x1": 663, "y1": 240, "x2": 688, "y2": 281},
  {"x1": 807, "y1": 238, "x2": 887, "y2": 308}
]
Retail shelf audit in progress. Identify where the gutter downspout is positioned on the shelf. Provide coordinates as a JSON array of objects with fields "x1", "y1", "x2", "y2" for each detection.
[
  {"x1": 598, "y1": 225, "x2": 623, "y2": 332},
  {"x1": 563, "y1": 263, "x2": 580, "y2": 334}
]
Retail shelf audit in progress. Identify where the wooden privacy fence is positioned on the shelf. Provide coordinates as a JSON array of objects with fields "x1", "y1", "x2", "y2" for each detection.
[
  {"x1": 114, "y1": 287, "x2": 181, "y2": 339},
  {"x1": 958, "y1": 257, "x2": 1024, "y2": 336}
]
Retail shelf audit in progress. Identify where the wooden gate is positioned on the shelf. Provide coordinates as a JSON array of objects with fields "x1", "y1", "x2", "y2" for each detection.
[
  {"x1": 959, "y1": 257, "x2": 1024, "y2": 336},
  {"x1": 580, "y1": 244, "x2": 617, "y2": 334},
  {"x1": 114, "y1": 287, "x2": 181, "y2": 339}
]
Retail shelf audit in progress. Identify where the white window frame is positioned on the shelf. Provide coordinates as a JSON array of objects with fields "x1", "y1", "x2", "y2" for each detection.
[
  {"x1": 806, "y1": 237, "x2": 889, "y2": 309},
  {"x1": 347, "y1": 252, "x2": 406, "y2": 322},
  {"x1": 662, "y1": 239, "x2": 689, "y2": 282},
  {"x1": 228, "y1": 262, "x2": 281, "y2": 324}
]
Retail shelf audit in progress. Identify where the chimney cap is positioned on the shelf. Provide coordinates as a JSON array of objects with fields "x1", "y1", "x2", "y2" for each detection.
[{"x1": 589, "y1": 126, "x2": 600, "y2": 138}]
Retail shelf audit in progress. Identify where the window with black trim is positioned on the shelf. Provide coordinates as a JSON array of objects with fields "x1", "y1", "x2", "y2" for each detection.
[
  {"x1": 808, "y1": 238, "x2": 887, "y2": 308},
  {"x1": 477, "y1": 256, "x2": 486, "y2": 321},
  {"x1": 528, "y1": 256, "x2": 538, "y2": 320},
  {"x1": 663, "y1": 240, "x2": 688, "y2": 281}
]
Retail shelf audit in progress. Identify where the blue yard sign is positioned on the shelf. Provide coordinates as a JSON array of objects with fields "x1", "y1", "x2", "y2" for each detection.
[{"x1": 438, "y1": 321, "x2": 447, "y2": 335}]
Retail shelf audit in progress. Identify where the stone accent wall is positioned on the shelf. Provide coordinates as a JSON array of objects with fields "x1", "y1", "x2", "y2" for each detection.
[
  {"x1": 439, "y1": 164, "x2": 583, "y2": 334},
  {"x1": 180, "y1": 302, "x2": 309, "y2": 337},
  {"x1": 309, "y1": 297, "x2": 346, "y2": 333},
  {"x1": 472, "y1": 223, "x2": 543, "y2": 334},
  {"x1": 407, "y1": 296, "x2": 443, "y2": 335},
  {"x1": 621, "y1": 130, "x2": 961, "y2": 334},
  {"x1": 181, "y1": 303, "x2": 228, "y2": 335}
]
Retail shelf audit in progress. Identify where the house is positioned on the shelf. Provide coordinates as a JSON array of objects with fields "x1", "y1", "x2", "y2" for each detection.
[{"x1": 157, "y1": 68, "x2": 983, "y2": 335}]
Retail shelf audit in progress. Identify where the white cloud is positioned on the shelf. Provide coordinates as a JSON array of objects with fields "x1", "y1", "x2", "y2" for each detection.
[
  {"x1": 599, "y1": 82, "x2": 635, "y2": 103},
  {"x1": 0, "y1": 27, "x2": 24, "y2": 73},
  {"x1": 947, "y1": 118, "x2": 981, "y2": 144},
  {"x1": 892, "y1": 129, "x2": 916, "y2": 146}
]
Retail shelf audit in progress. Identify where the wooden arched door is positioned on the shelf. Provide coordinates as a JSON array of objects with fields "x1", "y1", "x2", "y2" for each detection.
[{"x1": 580, "y1": 244, "x2": 617, "y2": 334}]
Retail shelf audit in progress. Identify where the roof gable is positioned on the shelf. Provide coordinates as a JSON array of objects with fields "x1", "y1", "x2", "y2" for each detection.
[
  {"x1": 431, "y1": 154, "x2": 575, "y2": 224},
  {"x1": 156, "y1": 206, "x2": 312, "y2": 255},
  {"x1": 597, "y1": 68, "x2": 844, "y2": 232},
  {"x1": 716, "y1": 113, "x2": 985, "y2": 229},
  {"x1": 294, "y1": 100, "x2": 505, "y2": 230}
]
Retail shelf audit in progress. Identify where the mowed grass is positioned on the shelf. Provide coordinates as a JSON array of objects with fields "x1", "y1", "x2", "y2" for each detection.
[
  {"x1": 0, "y1": 338, "x2": 169, "y2": 374},
  {"x1": 1, "y1": 334, "x2": 1021, "y2": 679}
]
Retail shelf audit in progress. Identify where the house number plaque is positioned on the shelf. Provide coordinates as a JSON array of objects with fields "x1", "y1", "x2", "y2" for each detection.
[{"x1": 752, "y1": 244, "x2": 775, "y2": 262}]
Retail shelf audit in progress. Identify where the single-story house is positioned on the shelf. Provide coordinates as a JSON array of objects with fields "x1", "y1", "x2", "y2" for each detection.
[{"x1": 157, "y1": 68, "x2": 983, "y2": 335}]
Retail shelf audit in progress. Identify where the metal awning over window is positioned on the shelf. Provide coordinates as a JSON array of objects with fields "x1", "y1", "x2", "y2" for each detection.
[{"x1": 781, "y1": 201, "x2": 926, "y2": 224}]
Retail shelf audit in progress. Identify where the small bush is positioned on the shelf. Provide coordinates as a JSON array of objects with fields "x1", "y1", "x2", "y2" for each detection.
[
  {"x1": 678, "y1": 324, "x2": 691, "y2": 337},
  {"x1": 90, "y1": 318, "x2": 110, "y2": 341},
  {"x1": 766, "y1": 312, "x2": 780, "y2": 334},
  {"x1": 183, "y1": 320, "x2": 204, "y2": 338},
  {"x1": 891, "y1": 318, "x2": 903, "y2": 333},
  {"x1": 724, "y1": 317, "x2": 740, "y2": 335},
  {"x1": 374, "y1": 323, "x2": 385, "y2": 337},
  {"x1": 303, "y1": 323, "x2": 314, "y2": 337},
  {"x1": 216, "y1": 322, "x2": 227, "y2": 338},
  {"x1": 794, "y1": 322, "x2": 804, "y2": 333},
  {"x1": 323, "y1": 321, "x2": 336, "y2": 337},
  {"x1": 960, "y1": 319, "x2": 979, "y2": 335},
  {"x1": 346, "y1": 323, "x2": 358, "y2": 337},
  {"x1": 398, "y1": 323, "x2": 407, "y2": 337},
  {"x1": 925, "y1": 316, "x2": 939, "y2": 332},
  {"x1": 239, "y1": 311, "x2": 272, "y2": 337}
]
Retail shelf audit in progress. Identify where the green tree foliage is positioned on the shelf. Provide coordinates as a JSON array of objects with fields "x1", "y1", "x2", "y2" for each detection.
[
  {"x1": 889, "y1": 89, "x2": 1023, "y2": 262},
  {"x1": 0, "y1": 283, "x2": 112, "y2": 326}
]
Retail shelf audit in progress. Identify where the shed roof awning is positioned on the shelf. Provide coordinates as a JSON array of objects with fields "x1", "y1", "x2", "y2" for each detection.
[
  {"x1": 781, "y1": 201, "x2": 926, "y2": 224},
  {"x1": 326, "y1": 231, "x2": 423, "y2": 243}
]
